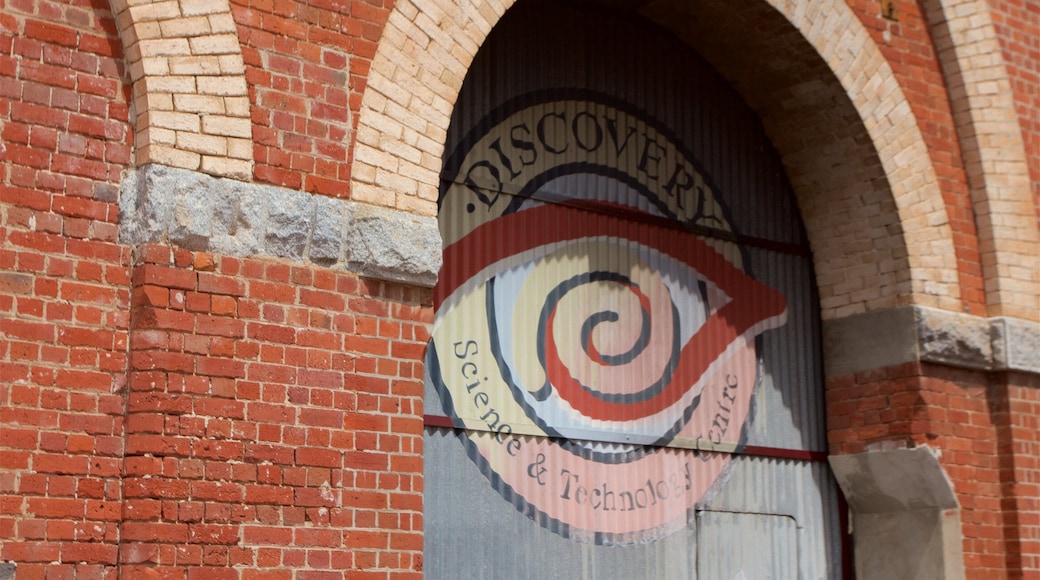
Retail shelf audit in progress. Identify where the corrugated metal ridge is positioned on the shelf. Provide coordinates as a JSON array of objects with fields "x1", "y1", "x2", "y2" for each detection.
[
  {"x1": 423, "y1": 415, "x2": 829, "y2": 461},
  {"x1": 439, "y1": 181, "x2": 812, "y2": 257}
]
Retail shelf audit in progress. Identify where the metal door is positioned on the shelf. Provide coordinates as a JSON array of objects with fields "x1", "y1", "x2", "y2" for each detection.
[{"x1": 424, "y1": 0, "x2": 844, "y2": 577}]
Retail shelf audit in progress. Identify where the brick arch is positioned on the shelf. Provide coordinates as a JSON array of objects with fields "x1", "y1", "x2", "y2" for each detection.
[
  {"x1": 353, "y1": 0, "x2": 962, "y2": 318},
  {"x1": 108, "y1": 0, "x2": 253, "y2": 180},
  {"x1": 922, "y1": 0, "x2": 1039, "y2": 321}
]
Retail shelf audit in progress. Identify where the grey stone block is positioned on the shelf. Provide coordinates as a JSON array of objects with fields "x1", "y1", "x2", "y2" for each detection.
[
  {"x1": 167, "y1": 177, "x2": 215, "y2": 251},
  {"x1": 991, "y1": 316, "x2": 1040, "y2": 374},
  {"x1": 211, "y1": 181, "x2": 264, "y2": 257},
  {"x1": 916, "y1": 307, "x2": 991, "y2": 370},
  {"x1": 119, "y1": 165, "x2": 442, "y2": 288},
  {"x1": 823, "y1": 305, "x2": 1037, "y2": 375},
  {"x1": 822, "y1": 306, "x2": 918, "y2": 376},
  {"x1": 309, "y1": 196, "x2": 346, "y2": 265},
  {"x1": 346, "y1": 203, "x2": 441, "y2": 287},
  {"x1": 264, "y1": 188, "x2": 313, "y2": 261}
]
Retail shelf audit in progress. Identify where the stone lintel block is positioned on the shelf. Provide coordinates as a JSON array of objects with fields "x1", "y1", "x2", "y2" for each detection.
[
  {"x1": 119, "y1": 165, "x2": 441, "y2": 288},
  {"x1": 823, "y1": 305, "x2": 1037, "y2": 376},
  {"x1": 990, "y1": 316, "x2": 1040, "y2": 374},
  {"x1": 263, "y1": 188, "x2": 314, "y2": 261},
  {"x1": 915, "y1": 307, "x2": 991, "y2": 369},
  {"x1": 345, "y1": 203, "x2": 440, "y2": 287}
]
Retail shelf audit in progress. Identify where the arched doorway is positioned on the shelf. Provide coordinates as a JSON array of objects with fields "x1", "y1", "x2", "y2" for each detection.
[{"x1": 423, "y1": 1, "x2": 846, "y2": 576}]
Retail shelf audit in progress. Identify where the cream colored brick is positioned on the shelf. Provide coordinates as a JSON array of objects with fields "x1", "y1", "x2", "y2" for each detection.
[
  {"x1": 350, "y1": 183, "x2": 396, "y2": 208},
  {"x1": 143, "y1": 110, "x2": 200, "y2": 132},
  {"x1": 422, "y1": 123, "x2": 447, "y2": 149},
  {"x1": 174, "y1": 93, "x2": 225, "y2": 114},
  {"x1": 350, "y1": 0, "x2": 1016, "y2": 319},
  {"x1": 124, "y1": 41, "x2": 145, "y2": 67},
  {"x1": 384, "y1": 101, "x2": 428, "y2": 135},
  {"x1": 218, "y1": 54, "x2": 245, "y2": 75},
  {"x1": 168, "y1": 55, "x2": 222, "y2": 76},
  {"x1": 411, "y1": 132, "x2": 441, "y2": 158},
  {"x1": 368, "y1": 72, "x2": 414, "y2": 109},
  {"x1": 189, "y1": 34, "x2": 240, "y2": 55},
  {"x1": 208, "y1": 13, "x2": 237, "y2": 34},
  {"x1": 363, "y1": 89, "x2": 388, "y2": 115},
  {"x1": 379, "y1": 135, "x2": 422, "y2": 165},
  {"x1": 140, "y1": 75, "x2": 197, "y2": 94},
  {"x1": 139, "y1": 56, "x2": 171, "y2": 76},
  {"x1": 354, "y1": 145, "x2": 400, "y2": 173},
  {"x1": 355, "y1": 125, "x2": 382, "y2": 149},
  {"x1": 370, "y1": 51, "x2": 401, "y2": 82},
  {"x1": 412, "y1": 45, "x2": 445, "y2": 79},
  {"x1": 138, "y1": 37, "x2": 191, "y2": 57},
  {"x1": 934, "y1": 0, "x2": 1039, "y2": 318},
  {"x1": 419, "y1": 151, "x2": 440, "y2": 173},
  {"x1": 412, "y1": 69, "x2": 450, "y2": 104},
  {"x1": 197, "y1": 76, "x2": 247, "y2": 96},
  {"x1": 177, "y1": 131, "x2": 227, "y2": 155},
  {"x1": 180, "y1": 0, "x2": 229, "y2": 17},
  {"x1": 396, "y1": 192, "x2": 437, "y2": 216},
  {"x1": 159, "y1": 15, "x2": 211, "y2": 37},
  {"x1": 201, "y1": 156, "x2": 251, "y2": 180},
  {"x1": 227, "y1": 138, "x2": 253, "y2": 160},
  {"x1": 416, "y1": 181, "x2": 439, "y2": 204},
  {"x1": 139, "y1": 143, "x2": 201, "y2": 170},
  {"x1": 438, "y1": 67, "x2": 463, "y2": 97},
  {"x1": 411, "y1": 0, "x2": 448, "y2": 24},
  {"x1": 201, "y1": 115, "x2": 251, "y2": 138},
  {"x1": 134, "y1": 89, "x2": 173, "y2": 113},
  {"x1": 224, "y1": 97, "x2": 251, "y2": 117},
  {"x1": 128, "y1": 1, "x2": 181, "y2": 22},
  {"x1": 126, "y1": 19, "x2": 162, "y2": 45},
  {"x1": 136, "y1": 125, "x2": 177, "y2": 146},
  {"x1": 352, "y1": 160, "x2": 377, "y2": 184},
  {"x1": 374, "y1": 168, "x2": 418, "y2": 196},
  {"x1": 379, "y1": 20, "x2": 409, "y2": 51},
  {"x1": 127, "y1": 0, "x2": 169, "y2": 7}
]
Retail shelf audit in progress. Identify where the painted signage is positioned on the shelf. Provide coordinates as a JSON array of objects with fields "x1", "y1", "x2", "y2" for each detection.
[{"x1": 429, "y1": 95, "x2": 788, "y2": 543}]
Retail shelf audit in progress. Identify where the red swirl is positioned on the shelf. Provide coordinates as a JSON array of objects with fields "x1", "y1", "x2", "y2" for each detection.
[{"x1": 436, "y1": 202, "x2": 787, "y2": 422}]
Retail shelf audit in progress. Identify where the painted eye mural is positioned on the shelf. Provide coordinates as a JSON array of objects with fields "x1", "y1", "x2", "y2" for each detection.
[
  {"x1": 429, "y1": 96, "x2": 788, "y2": 543},
  {"x1": 423, "y1": 1, "x2": 844, "y2": 577}
]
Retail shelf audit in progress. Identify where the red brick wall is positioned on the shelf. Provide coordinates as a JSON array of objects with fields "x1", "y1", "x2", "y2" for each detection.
[
  {"x1": 0, "y1": 0, "x2": 1037, "y2": 578},
  {"x1": 826, "y1": 362, "x2": 1039, "y2": 577},
  {"x1": 987, "y1": 0, "x2": 1040, "y2": 226},
  {"x1": 122, "y1": 244, "x2": 429, "y2": 578},
  {"x1": 230, "y1": 0, "x2": 392, "y2": 196},
  {"x1": 0, "y1": 0, "x2": 131, "y2": 576},
  {"x1": 995, "y1": 373, "x2": 1040, "y2": 576},
  {"x1": 845, "y1": 0, "x2": 987, "y2": 315}
]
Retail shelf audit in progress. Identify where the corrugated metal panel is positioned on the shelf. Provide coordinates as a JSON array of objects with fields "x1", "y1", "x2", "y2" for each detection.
[
  {"x1": 425, "y1": 0, "x2": 842, "y2": 576},
  {"x1": 743, "y1": 247, "x2": 826, "y2": 451},
  {"x1": 701, "y1": 455, "x2": 846, "y2": 579},
  {"x1": 424, "y1": 427, "x2": 700, "y2": 579},
  {"x1": 424, "y1": 429, "x2": 844, "y2": 578},
  {"x1": 696, "y1": 511, "x2": 800, "y2": 580}
]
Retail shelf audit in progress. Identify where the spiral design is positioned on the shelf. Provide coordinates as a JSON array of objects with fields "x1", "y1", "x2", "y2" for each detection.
[
  {"x1": 536, "y1": 271, "x2": 681, "y2": 409},
  {"x1": 486, "y1": 236, "x2": 709, "y2": 427}
]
